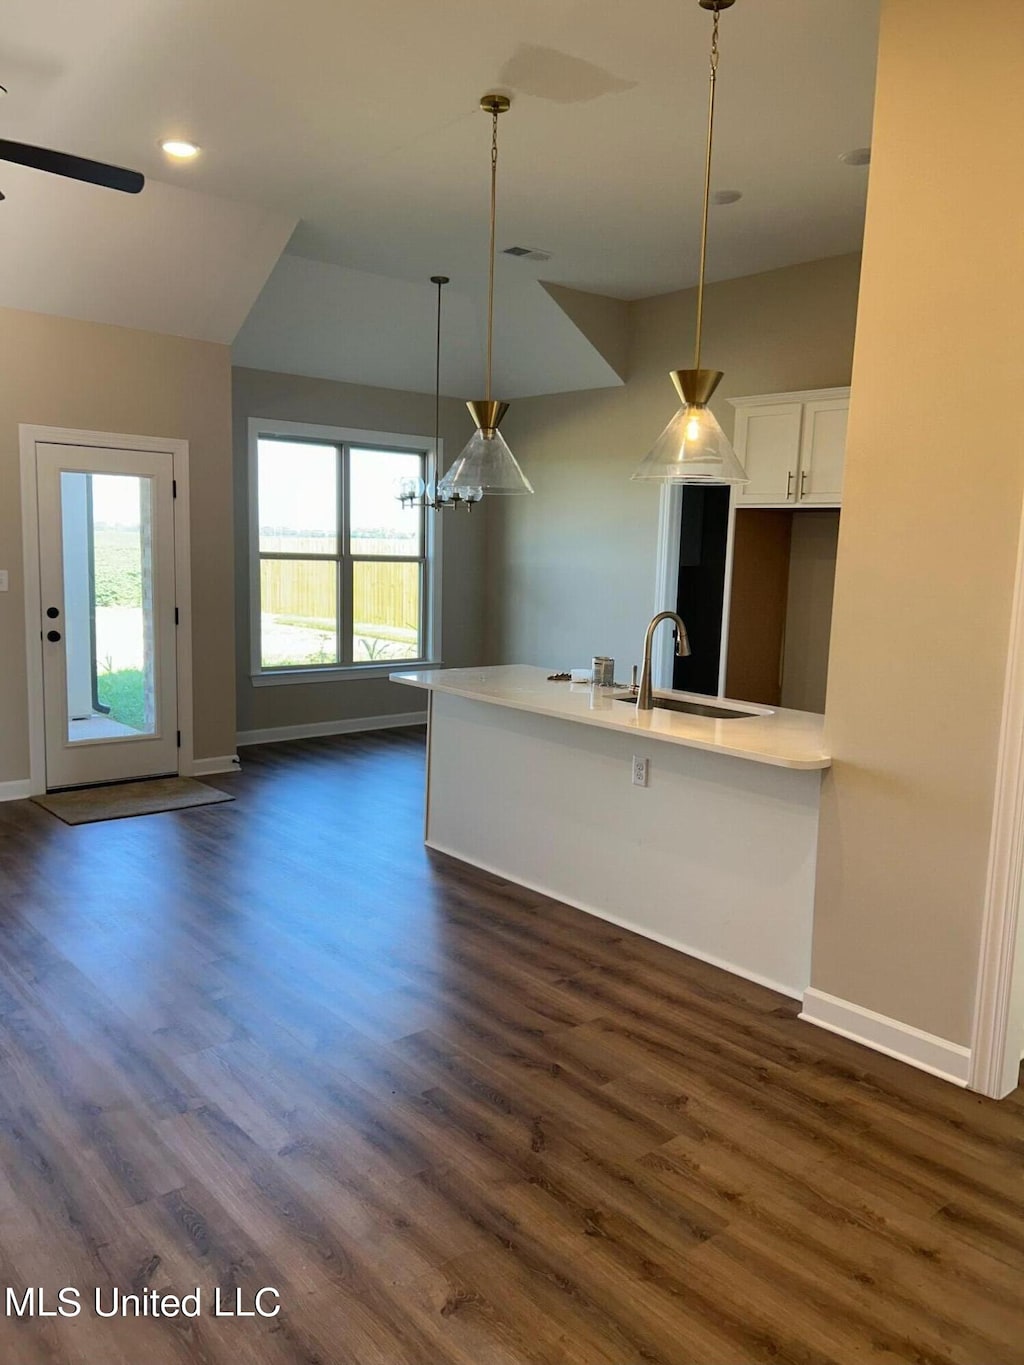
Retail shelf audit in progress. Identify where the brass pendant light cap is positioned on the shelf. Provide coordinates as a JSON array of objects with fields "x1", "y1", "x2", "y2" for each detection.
[
  {"x1": 670, "y1": 369, "x2": 724, "y2": 406},
  {"x1": 467, "y1": 399, "x2": 510, "y2": 434},
  {"x1": 698, "y1": 0, "x2": 735, "y2": 10},
  {"x1": 480, "y1": 93, "x2": 511, "y2": 115}
]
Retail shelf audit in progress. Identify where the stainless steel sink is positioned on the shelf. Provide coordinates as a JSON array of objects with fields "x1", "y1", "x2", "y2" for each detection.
[{"x1": 614, "y1": 694, "x2": 759, "y2": 719}]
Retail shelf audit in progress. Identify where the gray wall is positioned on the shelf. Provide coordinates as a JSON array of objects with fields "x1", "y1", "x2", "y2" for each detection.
[
  {"x1": 812, "y1": 0, "x2": 1024, "y2": 1046},
  {"x1": 486, "y1": 253, "x2": 862, "y2": 676},
  {"x1": 232, "y1": 366, "x2": 489, "y2": 737}
]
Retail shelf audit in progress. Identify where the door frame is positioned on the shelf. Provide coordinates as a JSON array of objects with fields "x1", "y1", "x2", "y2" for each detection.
[{"x1": 19, "y1": 424, "x2": 194, "y2": 795}]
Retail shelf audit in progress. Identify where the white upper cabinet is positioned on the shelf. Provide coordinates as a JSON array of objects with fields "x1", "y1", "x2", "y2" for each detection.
[
  {"x1": 798, "y1": 397, "x2": 849, "y2": 504},
  {"x1": 730, "y1": 387, "x2": 850, "y2": 507}
]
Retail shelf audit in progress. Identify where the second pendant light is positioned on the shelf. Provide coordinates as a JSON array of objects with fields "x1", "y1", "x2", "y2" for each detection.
[
  {"x1": 439, "y1": 95, "x2": 534, "y2": 500},
  {"x1": 631, "y1": 0, "x2": 748, "y2": 485}
]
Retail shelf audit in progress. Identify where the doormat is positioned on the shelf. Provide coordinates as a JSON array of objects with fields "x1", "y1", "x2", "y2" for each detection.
[{"x1": 31, "y1": 777, "x2": 235, "y2": 826}]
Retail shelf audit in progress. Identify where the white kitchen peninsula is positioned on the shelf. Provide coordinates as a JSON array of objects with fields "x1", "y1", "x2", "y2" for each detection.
[{"x1": 391, "y1": 665, "x2": 830, "y2": 999}]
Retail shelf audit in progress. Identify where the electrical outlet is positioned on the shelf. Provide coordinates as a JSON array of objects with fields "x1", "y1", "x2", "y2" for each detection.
[{"x1": 632, "y1": 755, "x2": 649, "y2": 788}]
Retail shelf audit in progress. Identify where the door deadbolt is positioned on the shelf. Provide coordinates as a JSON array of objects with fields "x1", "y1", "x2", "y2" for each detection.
[{"x1": 46, "y1": 630, "x2": 61, "y2": 643}]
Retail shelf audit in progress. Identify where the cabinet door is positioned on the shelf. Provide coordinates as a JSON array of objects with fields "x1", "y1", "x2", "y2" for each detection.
[
  {"x1": 733, "y1": 403, "x2": 802, "y2": 506},
  {"x1": 798, "y1": 398, "x2": 848, "y2": 504}
]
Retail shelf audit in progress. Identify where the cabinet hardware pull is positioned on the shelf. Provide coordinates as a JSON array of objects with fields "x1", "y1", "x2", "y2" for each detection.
[
  {"x1": 786, "y1": 470, "x2": 794, "y2": 498},
  {"x1": 800, "y1": 469, "x2": 808, "y2": 497}
]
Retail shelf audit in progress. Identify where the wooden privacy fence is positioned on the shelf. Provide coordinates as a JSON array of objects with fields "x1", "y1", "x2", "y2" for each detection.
[{"x1": 260, "y1": 556, "x2": 420, "y2": 637}]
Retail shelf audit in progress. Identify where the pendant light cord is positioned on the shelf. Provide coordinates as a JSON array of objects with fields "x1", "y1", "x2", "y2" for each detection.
[
  {"x1": 434, "y1": 277, "x2": 443, "y2": 471},
  {"x1": 486, "y1": 109, "x2": 498, "y2": 404},
  {"x1": 694, "y1": 5, "x2": 721, "y2": 374}
]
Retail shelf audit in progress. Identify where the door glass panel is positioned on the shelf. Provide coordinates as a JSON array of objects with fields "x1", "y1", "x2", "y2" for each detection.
[
  {"x1": 260, "y1": 559, "x2": 339, "y2": 667},
  {"x1": 349, "y1": 448, "x2": 423, "y2": 556},
  {"x1": 352, "y1": 560, "x2": 421, "y2": 662},
  {"x1": 62, "y1": 472, "x2": 157, "y2": 742}
]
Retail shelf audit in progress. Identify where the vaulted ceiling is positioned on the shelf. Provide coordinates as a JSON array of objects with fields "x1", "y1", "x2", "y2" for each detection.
[{"x1": 2, "y1": 0, "x2": 879, "y2": 395}]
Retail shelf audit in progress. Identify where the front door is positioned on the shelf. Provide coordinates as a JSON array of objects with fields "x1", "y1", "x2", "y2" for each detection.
[{"x1": 36, "y1": 442, "x2": 179, "y2": 789}]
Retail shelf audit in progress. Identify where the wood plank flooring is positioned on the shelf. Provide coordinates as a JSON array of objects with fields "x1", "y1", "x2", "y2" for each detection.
[{"x1": 0, "y1": 726, "x2": 1023, "y2": 1364}]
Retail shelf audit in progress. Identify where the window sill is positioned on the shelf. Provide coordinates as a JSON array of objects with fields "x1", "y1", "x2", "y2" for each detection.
[{"x1": 251, "y1": 662, "x2": 442, "y2": 688}]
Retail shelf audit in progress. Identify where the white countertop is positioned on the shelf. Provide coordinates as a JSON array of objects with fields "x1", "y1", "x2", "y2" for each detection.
[{"x1": 391, "y1": 664, "x2": 830, "y2": 771}]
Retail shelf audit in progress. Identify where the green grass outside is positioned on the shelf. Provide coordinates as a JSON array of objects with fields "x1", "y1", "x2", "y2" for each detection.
[
  {"x1": 97, "y1": 668, "x2": 146, "y2": 731},
  {"x1": 93, "y1": 530, "x2": 143, "y2": 608}
]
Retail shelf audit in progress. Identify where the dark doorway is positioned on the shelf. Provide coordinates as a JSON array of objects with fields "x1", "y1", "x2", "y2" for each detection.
[{"x1": 672, "y1": 485, "x2": 730, "y2": 695}]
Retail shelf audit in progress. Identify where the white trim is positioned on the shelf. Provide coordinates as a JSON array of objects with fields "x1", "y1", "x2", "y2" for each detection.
[
  {"x1": 189, "y1": 755, "x2": 241, "y2": 777},
  {"x1": 246, "y1": 418, "x2": 442, "y2": 684},
  {"x1": 19, "y1": 425, "x2": 194, "y2": 795},
  {"x1": 718, "y1": 490, "x2": 738, "y2": 695},
  {"x1": 652, "y1": 485, "x2": 683, "y2": 688},
  {"x1": 237, "y1": 710, "x2": 427, "y2": 747},
  {"x1": 969, "y1": 497, "x2": 1024, "y2": 1098},
  {"x1": 427, "y1": 838, "x2": 802, "y2": 1000},
  {"x1": 0, "y1": 779, "x2": 33, "y2": 804},
  {"x1": 170, "y1": 443, "x2": 195, "y2": 778},
  {"x1": 250, "y1": 660, "x2": 442, "y2": 687},
  {"x1": 800, "y1": 988, "x2": 971, "y2": 1087},
  {"x1": 727, "y1": 386, "x2": 851, "y2": 409},
  {"x1": 19, "y1": 431, "x2": 45, "y2": 794}
]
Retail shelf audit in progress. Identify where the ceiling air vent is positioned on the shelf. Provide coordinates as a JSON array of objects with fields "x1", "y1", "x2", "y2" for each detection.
[{"x1": 503, "y1": 245, "x2": 552, "y2": 262}]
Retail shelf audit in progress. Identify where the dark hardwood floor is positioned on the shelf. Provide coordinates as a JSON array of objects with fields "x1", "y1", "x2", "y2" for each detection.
[{"x1": 1, "y1": 727, "x2": 1024, "y2": 1364}]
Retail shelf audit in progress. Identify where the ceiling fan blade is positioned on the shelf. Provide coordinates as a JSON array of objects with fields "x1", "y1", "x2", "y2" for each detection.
[{"x1": 0, "y1": 140, "x2": 144, "y2": 194}]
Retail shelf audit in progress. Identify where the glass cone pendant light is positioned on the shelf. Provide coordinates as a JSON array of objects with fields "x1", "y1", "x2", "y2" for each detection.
[
  {"x1": 634, "y1": 368, "x2": 746, "y2": 482},
  {"x1": 439, "y1": 95, "x2": 533, "y2": 499},
  {"x1": 632, "y1": 0, "x2": 747, "y2": 486}
]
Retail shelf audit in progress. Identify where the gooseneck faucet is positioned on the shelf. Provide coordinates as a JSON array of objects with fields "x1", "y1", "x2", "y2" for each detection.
[{"x1": 637, "y1": 611, "x2": 691, "y2": 711}]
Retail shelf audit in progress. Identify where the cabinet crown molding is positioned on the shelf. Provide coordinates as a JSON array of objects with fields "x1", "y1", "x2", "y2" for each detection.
[{"x1": 729, "y1": 386, "x2": 851, "y2": 409}]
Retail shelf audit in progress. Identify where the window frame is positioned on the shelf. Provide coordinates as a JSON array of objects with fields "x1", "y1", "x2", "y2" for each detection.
[{"x1": 247, "y1": 418, "x2": 443, "y2": 685}]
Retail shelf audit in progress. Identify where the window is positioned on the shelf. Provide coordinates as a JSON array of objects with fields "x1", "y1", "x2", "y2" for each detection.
[{"x1": 249, "y1": 421, "x2": 440, "y2": 682}]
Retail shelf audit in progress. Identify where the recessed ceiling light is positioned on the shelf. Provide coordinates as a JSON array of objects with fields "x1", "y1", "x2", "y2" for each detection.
[
  {"x1": 160, "y1": 139, "x2": 200, "y2": 160},
  {"x1": 840, "y1": 146, "x2": 871, "y2": 166},
  {"x1": 713, "y1": 189, "x2": 742, "y2": 205}
]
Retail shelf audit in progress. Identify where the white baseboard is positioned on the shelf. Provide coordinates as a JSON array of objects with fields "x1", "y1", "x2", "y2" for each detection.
[
  {"x1": 237, "y1": 711, "x2": 427, "y2": 748},
  {"x1": 800, "y1": 987, "x2": 971, "y2": 1087},
  {"x1": 186, "y1": 755, "x2": 242, "y2": 777},
  {"x1": 0, "y1": 778, "x2": 33, "y2": 803},
  {"x1": 426, "y1": 837, "x2": 804, "y2": 1001}
]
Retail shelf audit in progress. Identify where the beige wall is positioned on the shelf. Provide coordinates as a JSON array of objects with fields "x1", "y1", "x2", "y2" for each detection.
[
  {"x1": 812, "y1": 0, "x2": 1024, "y2": 1045},
  {"x1": 488, "y1": 253, "x2": 861, "y2": 673},
  {"x1": 232, "y1": 367, "x2": 488, "y2": 736},
  {"x1": 0, "y1": 306, "x2": 235, "y2": 782},
  {"x1": 781, "y1": 510, "x2": 840, "y2": 715}
]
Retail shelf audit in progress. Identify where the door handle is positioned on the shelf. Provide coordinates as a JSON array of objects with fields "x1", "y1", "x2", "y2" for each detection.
[{"x1": 46, "y1": 630, "x2": 61, "y2": 643}]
